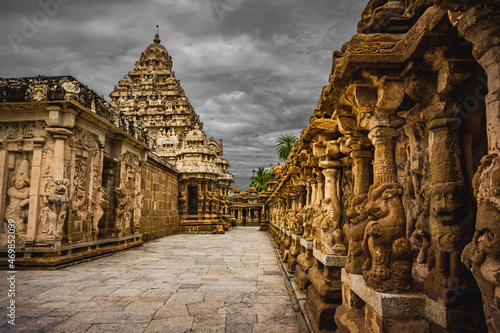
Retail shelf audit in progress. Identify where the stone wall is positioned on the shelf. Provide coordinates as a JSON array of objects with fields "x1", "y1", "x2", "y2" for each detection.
[{"x1": 140, "y1": 154, "x2": 180, "y2": 241}]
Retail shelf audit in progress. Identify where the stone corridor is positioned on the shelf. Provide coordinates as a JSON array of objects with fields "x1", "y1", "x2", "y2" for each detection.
[{"x1": 0, "y1": 227, "x2": 307, "y2": 333}]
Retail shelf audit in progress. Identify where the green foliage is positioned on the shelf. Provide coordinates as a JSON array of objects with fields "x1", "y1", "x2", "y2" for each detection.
[
  {"x1": 250, "y1": 167, "x2": 272, "y2": 193},
  {"x1": 275, "y1": 133, "x2": 298, "y2": 162}
]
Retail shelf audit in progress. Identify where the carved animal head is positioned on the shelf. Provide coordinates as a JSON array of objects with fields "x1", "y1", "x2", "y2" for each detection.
[
  {"x1": 365, "y1": 183, "x2": 403, "y2": 219},
  {"x1": 50, "y1": 179, "x2": 69, "y2": 196},
  {"x1": 430, "y1": 181, "x2": 467, "y2": 225},
  {"x1": 347, "y1": 194, "x2": 368, "y2": 224}
]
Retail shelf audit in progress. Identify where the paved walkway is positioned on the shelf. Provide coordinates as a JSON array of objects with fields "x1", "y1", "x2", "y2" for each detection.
[{"x1": 1, "y1": 227, "x2": 306, "y2": 333}]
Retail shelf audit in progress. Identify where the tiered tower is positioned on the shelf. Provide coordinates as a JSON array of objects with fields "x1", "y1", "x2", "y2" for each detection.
[{"x1": 110, "y1": 33, "x2": 233, "y2": 232}]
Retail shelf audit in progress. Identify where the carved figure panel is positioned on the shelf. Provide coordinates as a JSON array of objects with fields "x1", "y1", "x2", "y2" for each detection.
[
  {"x1": 5, "y1": 159, "x2": 31, "y2": 234},
  {"x1": 47, "y1": 179, "x2": 69, "y2": 241}
]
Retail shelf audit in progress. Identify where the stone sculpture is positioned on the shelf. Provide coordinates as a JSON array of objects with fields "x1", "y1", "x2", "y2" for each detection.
[
  {"x1": 47, "y1": 179, "x2": 70, "y2": 240},
  {"x1": 114, "y1": 188, "x2": 130, "y2": 234},
  {"x1": 92, "y1": 187, "x2": 108, "y2": 239},
  {"x1": 462, "y1": 154, "x2": 500, "y2": 332},
  {"x1": 344, "y1": 194, "x2": 369, "y2": 274},
  {"x1": 134, "y1": 192, "x2": 144, "y2": 233},
  {"x1": 5, "y1": 160, "x2": 31, "y2": 233},
  {"x1": 320, "y1": 197, "x2": 345, "y2": 255},
  {"x1": 362, "y1": 183, "x2": 412, "y2": 292}
]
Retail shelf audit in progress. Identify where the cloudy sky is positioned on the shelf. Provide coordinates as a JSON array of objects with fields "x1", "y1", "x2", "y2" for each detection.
[{"x1": 1, "y1": 0, "x2": 366, "y2": 189}]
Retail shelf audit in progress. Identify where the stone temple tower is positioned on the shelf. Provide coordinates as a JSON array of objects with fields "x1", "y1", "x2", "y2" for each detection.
[{"x1": 110, "y1": 33, "x2": 233, "y2": 233}]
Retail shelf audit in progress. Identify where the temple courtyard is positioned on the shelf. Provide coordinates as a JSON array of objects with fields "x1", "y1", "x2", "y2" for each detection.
[{"x1": 0, "y1": 227, "x2": 307, "y2": 333}]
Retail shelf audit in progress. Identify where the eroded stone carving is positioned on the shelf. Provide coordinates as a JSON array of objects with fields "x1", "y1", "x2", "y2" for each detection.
[
  {"x1": 47, "y1": 179, "x2": 69, "y2": 240},
  {"x1": 114, "y1": 188, "x2": 130, "y2": 235},
  {"x1": 462, "y1": 154, "x2": 500, "y2": 332},
  {"x1": 92, "y1": 187, "x2": 108, "y2": 239},
  {"x1": 345, "y1": 194, "x2": 369, "y2": 274},
  {"x1": 134, "y1": 192, "x2": 144, "y2": 233},
  {"x1": 320, "y1": 197, "x2": 346, "y2": 255},
  {"x1": 5, "y1": 159, "x2": 31, "y2": 233}
]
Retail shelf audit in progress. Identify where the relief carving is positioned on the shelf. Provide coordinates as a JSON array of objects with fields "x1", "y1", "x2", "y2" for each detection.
[
  {"x1": 462, "y1": 153, "x2": 500, "y2": 332},
  {"x1": 114, "y1": 188, "x2": 130, "y2": 235},
  {"x1": 133, "y1": 192, "x2": 144, "y2": 233},
  {"x1": 345, "y1": 194, "x2": 369, "y2": 274},
  {"x1": 92, "y1": 187, "x2": 108, "y2": 239},
  {"x1": 362, "y1": 183, "x2": 412, "y2": 292},
  {"x1": 47, "y1": 179, "x2": 69, "y2": 240},
  {"x1": 320, "y1": 197, "x2": 346, "y2": 255},
  {"x1": 5, "y1": 159, "x2": 31, "y2": 233}
]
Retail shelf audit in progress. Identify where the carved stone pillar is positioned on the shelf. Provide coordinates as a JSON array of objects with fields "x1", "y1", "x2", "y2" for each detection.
[
  {"x1": 310, "y1": 178, "x2": 318, "y2": 205},
  {"x1": 437, "y1": 3, "x2": 500, "y2": 329},
  {"x1": 452, "y1": 4, "x2": 500, "y2": 153},
  {"x1": 316, "y1": 172, "x2": 325, "y2": 202},
  {"x1": 424, "y1": 117, "x2": 474, "y2": 302},
  {"x1": 25, "y1": 139, "x2": 45, "y2": 246},
  {"x1": 321, "y1": 167, "x2": 345, "y2": 255},
  {"x1": 47, "y1": 128, "x2": 72, "y2": 179},
  {"x1": 362, "y1": 126, "x2": 412, "y2": 293},
  {"x1": 306, "y1": 182, "x2": 311, "y2": 206},
  {"x1": 344, "y1": 136, "x2": 372, "y2": 274}
]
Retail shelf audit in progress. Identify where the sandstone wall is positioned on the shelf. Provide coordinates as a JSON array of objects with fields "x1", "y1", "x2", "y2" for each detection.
[{"x1": 140, "y1": 154, "x2": 180, "y2": 241}]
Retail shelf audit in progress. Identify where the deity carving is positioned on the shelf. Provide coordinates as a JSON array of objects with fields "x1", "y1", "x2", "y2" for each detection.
[
  {"x1": 362, "y1": 183, "x2": 412, "y2": 292},
  {"x1": 92, "y1": 187, "x2": 108, "y2": 239},
  {"x1": 47, "y1": 179, "x2": 70, "y2": 240},
  {"x1": 134, "y1": 192, "x2": 144, "y2": 233},
  {"x1": 114, "y1": 188, "x2": 130, "y2": 234},
  {"x1": 5, "y1": 159, "x2": 31, "y2": 233}
]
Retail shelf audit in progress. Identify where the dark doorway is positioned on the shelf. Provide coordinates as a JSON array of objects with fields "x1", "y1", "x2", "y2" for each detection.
[{"x1": 188, "y1": 186, "x2": 198, "y2": 215}]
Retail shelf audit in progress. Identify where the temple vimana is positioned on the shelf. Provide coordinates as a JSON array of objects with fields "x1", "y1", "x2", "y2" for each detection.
[{"x1": 1, "y1": 0, "x2": 499, "y2": 332}]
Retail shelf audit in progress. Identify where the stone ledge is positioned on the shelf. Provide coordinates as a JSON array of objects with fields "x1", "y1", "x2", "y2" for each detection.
[
  {"x1": 342, "y1": 269, "x2": 459, "y2": 328},
  {"x1": 292, "y1": 234, "x2": 302, "y2": 241},
  {"x1": 300, "y1": 238, "x2": 313, "y2": 249},
  {"x1": 0, "y1": 236, "x2": 143, "y2": 269},
  {"x1": 313, "y1": 248, "x2": 346, "y2": 267},
  {"x1": 285, "y1": 229, "x2": 292, "y2": 236}
]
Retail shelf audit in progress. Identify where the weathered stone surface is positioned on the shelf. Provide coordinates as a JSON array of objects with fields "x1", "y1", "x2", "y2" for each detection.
[
  {"x1": 110, "y1": 33, "x2": 233, "y2": 232},
  {"x1": 264, "y1": 0, "x2": 495, "y2": 331}
]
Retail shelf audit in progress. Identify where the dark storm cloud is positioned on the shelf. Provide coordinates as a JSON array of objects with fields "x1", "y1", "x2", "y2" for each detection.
[{"x1": 0, "y1": 0, "x2": 367, "y2": 189}]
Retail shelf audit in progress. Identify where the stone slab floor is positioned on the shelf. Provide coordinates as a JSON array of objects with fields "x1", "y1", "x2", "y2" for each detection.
[{"x1": 0, "y1": 227, "x2": 306, "y2": 333}]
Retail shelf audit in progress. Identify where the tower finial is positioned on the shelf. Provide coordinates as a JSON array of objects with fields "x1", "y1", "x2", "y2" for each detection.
[{"x1": 154, "y1": 25, "x2": 160, "y2": 44}]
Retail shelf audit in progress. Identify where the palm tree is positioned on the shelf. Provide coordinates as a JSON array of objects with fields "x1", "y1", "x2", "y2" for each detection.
[
  {"x1": 275, "y1": 133, "x2": 298, "y2": 162},
  {"x1": 251, "y1": 167, "x2": 272, "y2": 193}
]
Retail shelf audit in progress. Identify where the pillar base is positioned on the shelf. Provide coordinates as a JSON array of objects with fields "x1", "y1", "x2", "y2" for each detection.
[{"x1": 338, "y1": 269, "x2": 484, "y2": 332}]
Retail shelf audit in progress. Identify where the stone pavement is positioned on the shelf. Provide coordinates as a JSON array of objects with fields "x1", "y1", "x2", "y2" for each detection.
[{"x1": 0, "y1": 227, "x2": 307, "y2": 333}]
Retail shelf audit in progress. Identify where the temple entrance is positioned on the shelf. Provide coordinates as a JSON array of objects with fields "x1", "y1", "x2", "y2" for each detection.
[
  {"x1": 188, "y1": 186, "x2": 198, "y2": 215},
  {"x1": 242, "y1": 208, "x2": 247, "y2": 225}
]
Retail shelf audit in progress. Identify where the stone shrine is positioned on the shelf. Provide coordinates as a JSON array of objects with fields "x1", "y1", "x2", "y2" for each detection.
[
  {"x1": 0, "y1": 34, "x2": 233, "y2": 267},
  {"x1": 110, "y1": 33, "x2": 233, "y2": 233}
]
